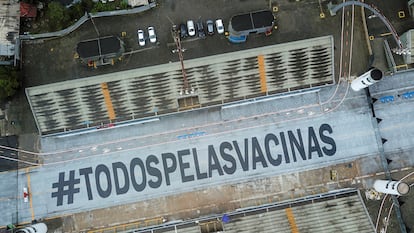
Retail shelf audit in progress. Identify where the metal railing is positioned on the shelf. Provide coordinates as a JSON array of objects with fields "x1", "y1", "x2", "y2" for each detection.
[
  {"x1": 19, "y1": 2, "x2": 156, "y2": 41},
  {"x1": 87, "y1": 217, "x2": 165, "y2": 233}
]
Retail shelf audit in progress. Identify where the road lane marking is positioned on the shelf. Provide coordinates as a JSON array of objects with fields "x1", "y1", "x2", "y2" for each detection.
[
  {"x1": 26, "y1": 167, "x2": 35, "y2": 221},
  {"x1": 257, "y1": 55, "x2": 267, "y2": 93},
  {"x1": 101, "y1": 83, "x2": 116, "y2": 121}
]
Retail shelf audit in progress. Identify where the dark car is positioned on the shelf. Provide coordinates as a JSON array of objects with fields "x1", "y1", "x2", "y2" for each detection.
[
  {"x1": 180, "y1": 23, "x2": 188, "y2": 38},
  {"x1": 196, "y1": 20, "x2": 206, "y2": 39},
  {"x1": 206, "y1": 20, "x2": 214, "y2": 35}
]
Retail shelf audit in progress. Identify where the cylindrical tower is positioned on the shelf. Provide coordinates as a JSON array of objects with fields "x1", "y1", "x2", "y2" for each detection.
[
  {"x1": 351, "y1": 68, "x2": 383, "y2": 91},
  {"x1": 373, "y1": 180, "x2": 410, "y2": 196},
  {"x1": 16, "y1": 223, "x2": 48, "y2": 233}
]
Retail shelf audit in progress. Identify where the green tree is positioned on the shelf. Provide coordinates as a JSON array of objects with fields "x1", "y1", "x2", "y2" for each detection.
[
  {"x1": 81, "y1": 0, "x2": 95, "y2": 13},
  {"x1": 0, "y1": 66, "x2": 19, "y2": 100},
  {"x1": 68, "y1": 3, "x2": 85, "y2": 22},
  {"x1": 46, "y1": 2, "x2": 70, "y2": 31}
]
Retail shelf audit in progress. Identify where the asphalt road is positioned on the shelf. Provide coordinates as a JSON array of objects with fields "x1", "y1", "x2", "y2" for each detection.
[{"x1": 0, "y1": 136, "x2": 18, "y2": 172}]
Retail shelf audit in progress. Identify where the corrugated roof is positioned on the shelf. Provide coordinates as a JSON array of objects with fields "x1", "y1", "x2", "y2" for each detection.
[
  {"x1": 222, "y1": 192, "x2": 374, "y2": 233},
  {"x1": 126, "y1": 190, "x2": 374, "y2": 233},
  {"x1": 20, "y1": 2, "x2": 37, "y2": 18}
]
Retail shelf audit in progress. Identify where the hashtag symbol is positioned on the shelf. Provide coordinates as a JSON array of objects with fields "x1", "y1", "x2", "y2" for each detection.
[{"x1": 51, "y1": 170, "x2": 80, "y2": 206}]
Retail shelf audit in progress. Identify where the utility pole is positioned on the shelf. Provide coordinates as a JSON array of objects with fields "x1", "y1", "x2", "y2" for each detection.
[{"x1": 171, "y1": 25, "x2": 192, "y2": 95}]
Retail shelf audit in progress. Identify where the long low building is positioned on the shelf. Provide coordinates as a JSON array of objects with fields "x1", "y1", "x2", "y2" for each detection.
[
  {"x1": 26, "y1": 36, "x2": 334, "y2": 135},
  {"x1": 130, "y1": 189, "x2": 375, "y2": 233}
]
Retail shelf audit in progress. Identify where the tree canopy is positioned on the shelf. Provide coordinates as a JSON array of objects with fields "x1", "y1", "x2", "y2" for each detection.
[
  {"x1": 46, "y1": 2, "x2": 70, "y2": 31},
  {"x1": 0, "y1": 66, "x2": 19, "y2": 100}
]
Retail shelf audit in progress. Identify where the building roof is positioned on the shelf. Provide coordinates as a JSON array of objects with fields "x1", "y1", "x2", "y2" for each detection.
[
  {"x1": 230, "y1": 10, "x2": 274, "y2": 32},
  {"x1": 76, "y1": 36, "x2": 123, "y2": 60},
  {"x1": 223, "y1": 191, "x2": 374, "y2": 233},
  {"x1": 26, "y1": 36, "x2": 334, "y2": 135},
  {"x1": 128, "y1": 0, "x2": 148, "y2": 7},
  {"x1": 20, "y1": 2, "x2": 37, "y2": 18},
  {"x1": 114, "y1": 190, "x2": 375, "y2": 233},
  {"x1": 0, "y1": 0, "x2": 19, "y2": 57}
]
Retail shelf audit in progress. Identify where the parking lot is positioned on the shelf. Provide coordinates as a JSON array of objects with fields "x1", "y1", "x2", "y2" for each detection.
[{"x1": 21, "y1": 0, "x2": 364, "y2": 89}]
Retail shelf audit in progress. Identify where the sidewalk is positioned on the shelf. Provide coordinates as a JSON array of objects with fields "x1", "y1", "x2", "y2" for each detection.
[{"x1": 0, "y1": 104, "x2": 18, "y2": 137}]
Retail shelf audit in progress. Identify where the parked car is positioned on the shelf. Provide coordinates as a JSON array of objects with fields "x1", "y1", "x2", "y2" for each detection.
[
  {"x1": 187, "y1": 20, "x2": 196, "y2": 37},
  {"x1": 180, "y1": 23, "x2": 188, "y2": 38},
  {"x1": 206, "y1": 20, "x2": 214, "y2": 35},
  {"x1": 215, "y1": 19, "x2": 224, "y2": 34},
  {"x1": 196, "y1": 20, "x2": 206, "y2": 39},
  {"x1": 148, "y1": 26, "x2": 157, "y2": 43},
  {"x1": 137, "y1": 29, "x2": 145, "y2": 46}
]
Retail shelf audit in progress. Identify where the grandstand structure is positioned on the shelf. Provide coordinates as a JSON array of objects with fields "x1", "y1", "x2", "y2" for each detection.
[
  {"x1": 26, "y1": 36, "x2": 334, "y2": 135},
  {"x1": 92, "y1": 189, "x2": 375, "y2": 233}
]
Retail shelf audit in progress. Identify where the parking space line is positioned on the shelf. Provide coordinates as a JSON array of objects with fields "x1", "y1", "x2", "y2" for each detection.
[
  {"x1": 380, "y1": 32, "x2": 392, "y2": 37},
  {"x1": 101, "y1": 83, "x2": 116, "y2": 121},
  {"x1": 285, "y1": 207, "x2": 299, "y2": 233},
  {"x1": 257, "y1": 55, "x2": 267, "y2": 93}
]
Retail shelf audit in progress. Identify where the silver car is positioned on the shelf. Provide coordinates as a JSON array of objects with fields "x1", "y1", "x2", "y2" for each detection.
[{"x1": 206, "y1": 20, "x2": 214, "y2": 35}]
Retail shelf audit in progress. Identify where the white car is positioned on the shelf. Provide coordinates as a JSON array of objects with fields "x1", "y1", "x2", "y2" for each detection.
[
  {"x1": 137, "y1": 29, "x2": 145, "y2": 46},
  {"x1": 187, "y1": 20, "x2": 196, "y2": 37},
  {"x1": 148, "y1": 26, "x2": 157, "y2": 43},
  {"x1": 215, "y1": 19, "x2": 224, "y2": 34}
]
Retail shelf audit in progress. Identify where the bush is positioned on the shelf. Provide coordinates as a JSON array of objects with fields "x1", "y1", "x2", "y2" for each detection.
[
  {"x1": 33, "y1": 0, "x2": 130, "y2": 33},
  {"x1": 81, "y1": 0, "x2": 95, "y2": 12},
  {"x1": 68, "y1": 3, "x2": 85, "y2": 22},
  {"x1": 91, "y1": 0, "x2": 129, "y2": 13}
]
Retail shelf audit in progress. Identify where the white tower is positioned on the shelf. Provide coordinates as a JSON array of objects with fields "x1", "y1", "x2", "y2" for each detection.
[
  {"x1": 15, "y1": 223, "x2": 48, "y2": 233},
  {"x1": 351, "y1": 68, "x2": 383, "y2": 91},
  {"x1": 373, "y1": 180, "x2": 410, "y2": 196}
]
